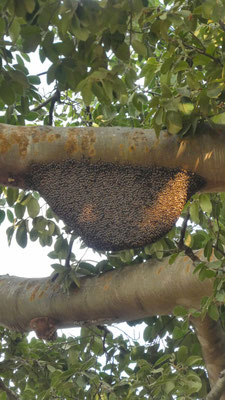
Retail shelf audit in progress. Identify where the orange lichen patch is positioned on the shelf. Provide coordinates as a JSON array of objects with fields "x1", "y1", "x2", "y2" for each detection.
[
  {"x1": 145, "y1": 146, "x2": 150, "y2": 153},
  {"x1": 32, "y1": 131, "x2": 46, "y2": 143},
  {"x1": 157, "y1": 266, "x2": 163, "y2": 274},
  {"x1": 0, "y1": 130, "x2": 29, "y2": 157},
  {"x1": 30, "y1": 285, "x2": 40, "y2": 301},
  {"x1": 89, "y1": 147, "x2": 96, "y2": 157},
  {"x1": 129, "y1": 145, "x2": 136, "y2": 152},
  {"x1": 78, "y1": 204, "x2": 97, "y2": 223},
  {"x1": 47, "y1": 134, "x2": 59, "y2": 143},
  {"x1": 38, "y1": 290, "x2": 45, "y2": 299},
  {"x1": 103, "y1": 284, "x2": 109, "y2": 291},
  {"x1": 0, "y1": 135, "x2": 11, "y2": 153},
  {"x1": 81, "y1": 130, "x2": 96, "y2": 155},
  {"x1": 186, "y1": 264, "x2": 190, "y2": 273},
  {"x1": 65, "y1": 133, "x2": 79, "y2": 155}
]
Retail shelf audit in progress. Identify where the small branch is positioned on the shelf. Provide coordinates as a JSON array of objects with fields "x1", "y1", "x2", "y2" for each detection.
[
  {"x1": 177, "y1": 212, "x2": 201, "y2": 263},
  {"x1": 219, "y1": 20, "x2": 225, "y2": 32},
  {"x1": 65, "y1": 234, "x2": 76, "y2": 269},
  {"x1": 49, "y1": 88, "x2": 61, "y2": 126},
  {"x1": 178, "y1": 211, "x2": 190, "y2": 246},
  {"x1": 37, "y1": 71, "x2": 47, "y2": 77},
  {"x1": 0, "y1": 379, "x2": 19, "y2": 400},
  {"x1": 182, "y1": 41, "x2": 222, "y2": 65},
  {"x1": 85, "y1": 106, "x2": 92, "y2": 127},
  {"x1": 129, "y1": 0, "x2": 133, "y2": 49},
  {"x1": 32, "y1": 94, "x2": 56, "y2": 111},
  {"x1": 206, "y1": 369, "x2": 225, "y2": 400}
]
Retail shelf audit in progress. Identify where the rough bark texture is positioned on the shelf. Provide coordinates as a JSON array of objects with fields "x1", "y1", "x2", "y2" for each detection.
[
  {"x1": 0, "y1": 252, "x2": 213, "y2": 333},
  {"x1": 0, "y1": 123, "x2": 224, "y2": 192},
  {"x1": 206, "y1": 370, "x2": 225, "y2": 400},
  {"x1": 192, "y1": 316, "x2": 225, "y2": 400}
]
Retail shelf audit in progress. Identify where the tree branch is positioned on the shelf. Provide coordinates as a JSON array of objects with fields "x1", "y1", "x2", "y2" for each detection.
[
  {"x1": 177, "y1": 211, "x2": 201, "y2": 263},
  {"x1": 206, "y1": 369, "x2": 225, "y2": 400},
  {"x1": 0, "y1": 251, "x2": 214, "y2": 333},
  {"x1": 0, "y1": 123, "x2": 224, "y2": 192},
  {"x1": 191, "y1": 315, "x2": 225, "y2": 390},
  {"x1": 0, "y1": 379, "x2": 19, "y2": 400}
]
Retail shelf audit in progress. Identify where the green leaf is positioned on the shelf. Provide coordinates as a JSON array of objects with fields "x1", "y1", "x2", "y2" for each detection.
[
  {"x1": 71, "y1": 271, "x2": 80, "y2": 288},
  {"x1": 15, "y1": 203, "x2": 26, "y2": 219},
  {"x1": 177, "y1": 346, "x2": 188, "y2": 363},
  {"x1": 190, "y1": 201, "x2": 200, "y2": 224},
  {"x1": 173, "y1": 326, "x2": 186, "y2": 339},
  {"x1": 24, "y1": 0, "x2": 36, "y2": 13},
  {"x1": 29, "y1": 228, "x2": 38, "y2": 242},
  {"x1": 21, "y1": 26, "x2": 42, "y2": 52},
  {"x1": 199, "y1": 194, "x2": 212, "y2": 214},
  {"x1": 174, "y1": 60, "x2": 189, "y2": 73},
  {"x1": 211, "y1": 112, "x2": 225, "y2": 125},
  {"x1": 81, "y1": 83, "x2": 93, "y2": 105},
  {"x1": 173, "y1": 305, "x2": 188, "y2": 317},
  {"x1": 0, "y1": 81, "x2": 15, "y2": 105},
  {"x1": 16, "y1": 224, "x2": 28, "y2": 248},
  {"x1": 132, "y1": 39, "x2": 147, "y2": 57},
  {"x1": 6, "y1": 187, "x2": 19, "y2": 206},
  {"x1": 0, "y1": 210, "x2": 5, "y2": 224},
  {"x1": 0, "y1": 17, "x2": 6, "y2": 38},
  {"x1": 27, "y1": 197, "x2": 40, "y2": 218},
  {"x1": 204, "y1": 239, "x2": 213, "y2": 261},
  {"x1": 186, "y1": 355, "x2": 203, "y2": 366},
  {"x1": 166, "y1": 111, "x2": 182, "y2": 134},
  {"x1": 8, "y1": 70, "x2": 29, "y2": 89},
  {"x1": 7, "y1": 209, "x2": 14, "y2": 223},
  {"x1": 178, "y1": 97, "x2": 194, "y2": 115},
  {"x1": 33, "y1": 216, "x2": 46, "y2": 232},
  {"x1": 9, "y1": 19, "x2": 20, "y2": 43},
  {"x1": 208, "y1": 304, "x2": 219, "y2": 321},
  {"x1": 114, "y1": 43, "x2": 130, "y2": 62}
]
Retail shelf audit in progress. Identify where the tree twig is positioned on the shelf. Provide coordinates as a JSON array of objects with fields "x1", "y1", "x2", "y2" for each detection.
[
  {"x1": 0, "y1": 379, "x2": 19, "y2": 400},
  {"x1": 219, "y1": 20, "x2": 225, "y2": 32},
  {"x1": 177, "y1": 211, "x2": 201, "y2": 263},
  {"x1": 65, "y1": 234, "x2": 76, "y2": 269},
  {"x1": 32, "y1": 89, "x2": 60, "y2": 113},
  {"x1": 49, "y1": 88, "x2": 60, "y2": 126}
]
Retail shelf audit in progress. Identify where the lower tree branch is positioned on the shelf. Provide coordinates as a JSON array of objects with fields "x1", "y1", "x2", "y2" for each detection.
[
  {"x1": 191, "y1": 315, "x2": 225, "y2": 399},
  {"x1": 206, "y1": 370, "x2": 225, "y2": 400},
  {"x1": 0, "y1": 251, "x2": 213, "y2": 333}
]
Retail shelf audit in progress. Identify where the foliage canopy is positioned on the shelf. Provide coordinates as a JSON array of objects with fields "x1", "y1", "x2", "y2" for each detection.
[{"x1": 0, "y1": 0, "x2": 225, "y2": 399}]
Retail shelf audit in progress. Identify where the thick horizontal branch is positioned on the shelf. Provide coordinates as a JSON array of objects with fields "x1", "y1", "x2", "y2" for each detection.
[
  {"x1": 0, "y1": 123, "x2": 224, "y2": 192},
  {"x1": 0, "y1": 252, "x2": 213, "y2": 333}
]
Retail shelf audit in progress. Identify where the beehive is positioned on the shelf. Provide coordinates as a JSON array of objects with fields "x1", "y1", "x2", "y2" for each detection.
[{"x1": 26, "y1": 160, "x2": 205, "y2": 251}]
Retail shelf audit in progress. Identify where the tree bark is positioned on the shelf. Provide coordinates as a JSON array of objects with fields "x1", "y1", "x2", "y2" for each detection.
[
  {"x1": 192, "y1": 316, "x2": 225, "y2": 400},
  {"x1": 0, "y1": 252, "x2": 213, "y2": 333},
  {"x1": 0, "y1": 123, "x2": 224, "y2": 192}
]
